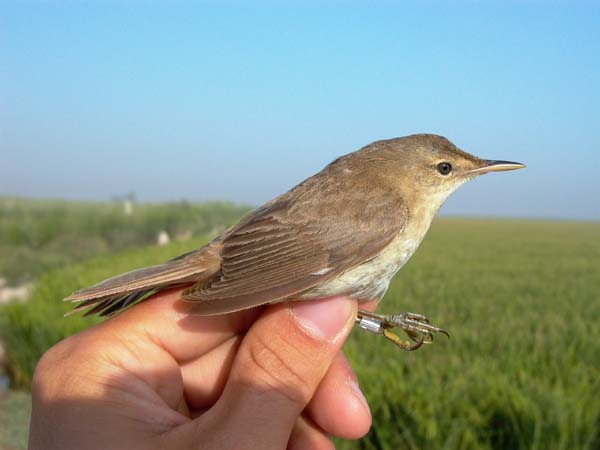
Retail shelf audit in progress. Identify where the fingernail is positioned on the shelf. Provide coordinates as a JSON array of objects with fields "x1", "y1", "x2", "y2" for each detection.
[
  {"x1": 347, "y1": 378, "x2": 371, "y2": 417},
  {"x1": 291, "y1": 297, "x2": 353, "y2": 341}
]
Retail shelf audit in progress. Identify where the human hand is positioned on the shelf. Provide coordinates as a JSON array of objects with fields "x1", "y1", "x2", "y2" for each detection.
[{"x1": 29, "y1": 289, "x2": 372, "y2": 449}]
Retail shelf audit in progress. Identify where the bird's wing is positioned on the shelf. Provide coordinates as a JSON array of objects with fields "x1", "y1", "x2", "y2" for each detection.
[{"x1": 183, "y1": 177, "x2": 407, "y2": 315}]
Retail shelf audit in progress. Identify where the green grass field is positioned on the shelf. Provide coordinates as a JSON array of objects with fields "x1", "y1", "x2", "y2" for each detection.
[
  {"x1": 339, "y1": 218, "x2": 600, "y2": 449},
  {"x1": 1, "y1": 218, "x2": 599, "y2": 449},
  {"x1": 0, "y1": 197, "x2": 249, "y2": 285}
]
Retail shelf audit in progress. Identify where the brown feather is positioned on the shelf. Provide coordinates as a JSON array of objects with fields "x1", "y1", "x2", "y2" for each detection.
[
  {"x1": 64, "y1": 245, "x2": 221, "y2": 316},
  {"x1": 183, "y1": 166, "x2": 406, "y2": 314}
]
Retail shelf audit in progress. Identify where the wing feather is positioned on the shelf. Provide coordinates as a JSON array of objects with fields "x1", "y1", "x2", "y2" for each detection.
[{"x1": 183, "y1": 172, "x2": 407, "y2": 315}]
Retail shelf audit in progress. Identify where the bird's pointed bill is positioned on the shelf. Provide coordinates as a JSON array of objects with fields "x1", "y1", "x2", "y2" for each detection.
[{"x1": 467, "y1": 160, "x2": 526, "y2": 175}]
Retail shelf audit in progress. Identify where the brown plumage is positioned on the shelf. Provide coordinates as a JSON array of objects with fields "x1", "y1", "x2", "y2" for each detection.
[{"x1": 65, "y1": 134, "x2": 524, "y2": 317}]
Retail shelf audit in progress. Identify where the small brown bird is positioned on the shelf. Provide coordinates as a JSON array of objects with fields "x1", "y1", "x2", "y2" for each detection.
[{"x1": 66, "y1": 134, "x2": 524, "y2": 350}]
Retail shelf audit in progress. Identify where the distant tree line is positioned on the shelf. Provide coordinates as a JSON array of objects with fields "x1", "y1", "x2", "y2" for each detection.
[{"x1": 0, "y1": 197, "x2": 250, "y2": 285}]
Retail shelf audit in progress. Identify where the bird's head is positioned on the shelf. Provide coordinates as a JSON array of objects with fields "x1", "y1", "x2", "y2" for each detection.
[{"x1": 356, "y1": 133, "x2": 525, "y2": 217}]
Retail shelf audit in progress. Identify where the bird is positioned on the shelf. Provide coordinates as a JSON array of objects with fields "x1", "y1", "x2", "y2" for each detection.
[{"x1": 65, "y1": 134, "x2": 524, "y2": 350}]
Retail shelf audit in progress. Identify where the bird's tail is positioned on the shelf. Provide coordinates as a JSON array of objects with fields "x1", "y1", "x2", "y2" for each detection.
[{"x1": 64, "y1": 257, "x2": 211, "y2": 317}]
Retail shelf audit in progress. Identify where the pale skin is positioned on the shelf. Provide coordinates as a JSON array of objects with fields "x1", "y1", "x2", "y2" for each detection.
[{"x1": 29, "y1": 289, "x2": 376, "y2": 450}]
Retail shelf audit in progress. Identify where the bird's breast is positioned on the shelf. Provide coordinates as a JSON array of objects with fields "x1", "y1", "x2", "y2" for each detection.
[{"x1": 300, "y1": 220, "x2": 428, "y2": 302}]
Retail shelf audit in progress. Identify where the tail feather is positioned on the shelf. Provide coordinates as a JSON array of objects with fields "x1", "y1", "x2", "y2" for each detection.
[
  {"x1": 70, "y1": 287, "x2": 161, "y2": 317},
  {"x1": 65, "y1": 260, "x2": 205, "y2": 302},
  {"x1": 65, "y1": 257, "x2": 216, "y2": 317}
]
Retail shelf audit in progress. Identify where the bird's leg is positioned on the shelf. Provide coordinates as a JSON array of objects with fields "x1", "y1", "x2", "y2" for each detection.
[{"x1": 355, "y1": 309, "x2": 449, "y2": 351}]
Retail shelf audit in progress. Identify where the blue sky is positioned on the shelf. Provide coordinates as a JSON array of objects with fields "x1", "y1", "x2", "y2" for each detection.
[{"x1": 1, "y1": 1, "x2": 599, "y2": 220}]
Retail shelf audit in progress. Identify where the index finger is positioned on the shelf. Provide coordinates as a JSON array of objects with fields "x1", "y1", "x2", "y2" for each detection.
[{"x1": 101, "y1": 287, "x2": 262, "y2": 363}]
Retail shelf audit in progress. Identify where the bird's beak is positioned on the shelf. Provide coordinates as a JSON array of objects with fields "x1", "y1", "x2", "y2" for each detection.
[{"x1": 466, "y1": 160, "x2": 526, "y2": 176}]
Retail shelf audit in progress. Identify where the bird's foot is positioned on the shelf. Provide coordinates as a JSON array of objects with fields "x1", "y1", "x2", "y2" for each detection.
[{"x1": 355, "y1": 310, "x2": 449, "y2": 351}]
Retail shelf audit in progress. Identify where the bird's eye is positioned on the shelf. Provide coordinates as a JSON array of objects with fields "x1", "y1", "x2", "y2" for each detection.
[{"x1": 437, "y1": 162, "x2": 453, "y2": 175}]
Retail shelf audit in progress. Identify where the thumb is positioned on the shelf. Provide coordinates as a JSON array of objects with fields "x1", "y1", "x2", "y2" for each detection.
[{"x1": 192, "y1": 297, "x2": 357, "y2": 450}]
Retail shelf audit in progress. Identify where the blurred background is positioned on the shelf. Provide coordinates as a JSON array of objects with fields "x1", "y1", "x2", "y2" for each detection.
[{"x1": 1, "y1": 1, "x2": 599, "y2": 449}]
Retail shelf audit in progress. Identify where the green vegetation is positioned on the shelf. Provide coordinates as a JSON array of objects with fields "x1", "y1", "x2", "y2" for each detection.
[
  {"x1": 1, "y1": 215, "x2": 599, "y2": 449},
  {"x1": 0, "y1": 390, "x2": 30, "y2": 450},
  {"x1": 0, "y1": 197, "x2": 249, "y2": 285},
  {"x1": 338, "y1": 219, "x2": 600, "y2": 450}
]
